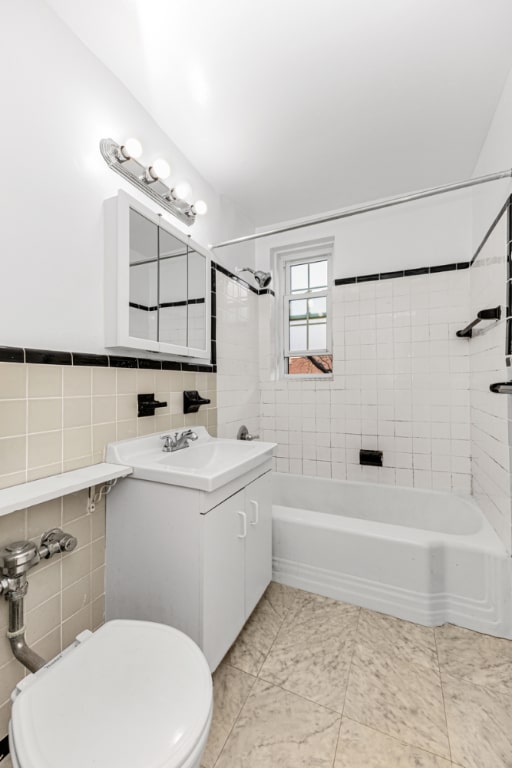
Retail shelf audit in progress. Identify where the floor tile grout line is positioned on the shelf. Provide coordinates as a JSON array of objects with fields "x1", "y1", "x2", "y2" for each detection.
[
  {"x1": 434, "y1": 628, "x2": 453, "y2": 763},
  {"x1": 339, "y1": 606, "x2": 361, "y2": 719},
  {"x1": 253, "y1": 591, "x2": 294, "y2": 677},
  {"x1": 210, "y1": 590, "x2": 290, "y2": 768},
  {"x1": 226, "y1": 658, "x2": 345, "y2": 718},
  {"x1": 330, "y1": 714, "x2": 344, "y2": 768},
  {"x1": 209, "y1": 668, "x2": 258, "y2": 768},
  {"x1": 341, "y1": 715, "x2": 457, "y2": 764},
  {"x1": 257, "y1": 592, "x2": 363, "y2": 716},
  {"x1": 338, "y1": 614, "x2": 454, "y2": 763},
  {"x1": 211, "y1": 589, "x2": 474, "y2": 767},
  {"x1": 330, "y1": 606, "x2": 362, "y2": 768}
]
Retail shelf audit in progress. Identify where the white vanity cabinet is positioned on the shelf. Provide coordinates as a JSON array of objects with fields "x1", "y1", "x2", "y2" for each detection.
[
  {"x1": 201, "y1": 472, "x2": 272, "y2": 669},
  {"x1": 105, "y1": 462, "x2": 272, "y2": 671}
]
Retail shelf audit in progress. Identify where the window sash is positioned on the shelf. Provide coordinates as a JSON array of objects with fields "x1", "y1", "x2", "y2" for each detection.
[
  {"x1": 284, "y1": 255, "x2": 331, "y2": 294},
  {"x1": 283, "y1": 288, "x2": 330, "y2": 357}
]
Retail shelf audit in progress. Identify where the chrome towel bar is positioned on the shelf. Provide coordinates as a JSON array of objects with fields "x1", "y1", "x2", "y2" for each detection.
[
  {"x1": 490, "y1": 382, "x2": 512, "y2": 394},
  {"x1": 456, "y1": 306, "x2": 501, "y2": 338}
]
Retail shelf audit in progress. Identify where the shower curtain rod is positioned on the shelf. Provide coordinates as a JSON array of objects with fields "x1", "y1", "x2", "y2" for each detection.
[{"x1": 211, "y1": 168, "x2": 512, "y2": 249}]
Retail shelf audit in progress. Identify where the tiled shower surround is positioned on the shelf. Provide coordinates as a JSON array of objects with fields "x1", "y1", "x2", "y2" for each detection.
[
  {"x1": 260, "y1": 269, "x2": 472, "y2": 493},
  {"x1": 216, "y1": 271, "x2": 260, "y2": 440}
]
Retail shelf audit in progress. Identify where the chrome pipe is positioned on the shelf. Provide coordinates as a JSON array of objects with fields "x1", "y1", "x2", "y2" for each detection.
[
  {"x1": 0, "y1": 529, "x2": 78, "y2": 673},
  {"x1": 211, "y1": 169, "x2": 512, "y2": 249},
  {"x1": 7, "y1": 596, "x2": 46, "y2": 673}
]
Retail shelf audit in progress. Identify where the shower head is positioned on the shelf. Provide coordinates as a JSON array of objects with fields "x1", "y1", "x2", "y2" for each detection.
[{"x1": 236, "y1": 267, "x2": 272, "y2": 289}]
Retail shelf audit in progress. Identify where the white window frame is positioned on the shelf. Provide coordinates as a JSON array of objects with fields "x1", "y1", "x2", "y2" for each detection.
[{"x1": 277, "y1": 242, "x2": 333, "y2": 379}]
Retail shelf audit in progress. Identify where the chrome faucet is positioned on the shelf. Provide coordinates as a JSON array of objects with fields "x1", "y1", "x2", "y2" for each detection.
[{"x1": 160, "y1": 430, "x2": 198, "y2": 452}]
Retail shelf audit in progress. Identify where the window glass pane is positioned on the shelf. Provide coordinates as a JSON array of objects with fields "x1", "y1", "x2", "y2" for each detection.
[
  {"x1": 308, "y1": 322, "x2": 327, "y2": 350},
  {"x1": 309, "y1": 260, "x2": 328, "y2": 289},
  {"x1": 289, "y1": 299, "x2": 307, "y2": 320},
  {"x1": 290, "y1": 264, "x2": 308, "y2": 293},
  {"x1": 287, "y1": 355, "x2": 333, "y2": 375},
  {"x1": 308, "y1": 296, "x2": 327, "y2": 318},
  {"x1": 290, "y1": 324, "x2": 307, "y2": 351}
]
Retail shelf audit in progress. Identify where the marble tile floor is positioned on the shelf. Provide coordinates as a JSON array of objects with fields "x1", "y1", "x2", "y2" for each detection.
[{"x1": 201, "y1": 582, "x2": 512, "y2": 768}]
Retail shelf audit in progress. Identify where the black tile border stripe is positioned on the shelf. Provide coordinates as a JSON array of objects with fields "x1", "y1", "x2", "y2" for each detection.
[
  {"x1": 335, "y1": 262, "x2": 469, "y2": 286},
  {"x1": 0, "y1": 347, "x2": 216, "y2": 373},
  {"x1": 334, "y1": 194, "x2": 512, "y2": 287},
  {"x1": 0, "y1": 347, "x2": 24, "y2": 364},
  {"x1": 73, "y1": 353, "x2": 109, "y2": 367},
  {"x1": 26, "y1": 349, "x2": 72, "y2": 366}
]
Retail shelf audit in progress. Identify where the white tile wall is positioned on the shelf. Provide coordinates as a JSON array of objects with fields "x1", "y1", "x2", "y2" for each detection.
[
  {"x1": 216, "y1": 273, "x2": 260, "y2": 439},
  {"x1": 259, "y1": 269, "x2": 472, "y2": 492},
  {"x1": 470, "y1": 212, "x2": 512, "y2": 552}
]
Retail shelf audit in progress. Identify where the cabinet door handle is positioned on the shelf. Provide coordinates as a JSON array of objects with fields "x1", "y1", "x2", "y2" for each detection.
[
  {"x1": 237, "y1": 511, "x2": 247, "y2": 538},
  {"x1": 249, "y1": 500, "x2": 259, "y2": 526}
]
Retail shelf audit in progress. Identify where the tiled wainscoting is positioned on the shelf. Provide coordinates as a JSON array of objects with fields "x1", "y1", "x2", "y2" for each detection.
[
  {"x1": 260, "y1": 269, "x2": 472, "y2": 492},
  {"x1": 0, "y1": 362, "x2": 217, "y2": 753},
  {"x1": 0, "y1": 363, "x2": 217, "y2": 489}
]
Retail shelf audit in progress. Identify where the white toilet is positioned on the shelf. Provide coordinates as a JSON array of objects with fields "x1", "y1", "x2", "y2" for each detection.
[{"x1": 9, "y1": 619, "x2": 213, "y2": 768}]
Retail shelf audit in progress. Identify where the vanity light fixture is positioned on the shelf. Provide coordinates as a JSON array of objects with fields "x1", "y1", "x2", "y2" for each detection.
[
  {"x1": 117, "y1": 137, "x2": 143, "y2": 161},
  {"x1": 145, "y1": 157, "x2": 171, "y2": 183},
  {"x1": 171, "y1": 182, "x2": 192, "y2": 201},
  {"x1": 100, "y1": 137, "x2": 208, "y2": 226}
]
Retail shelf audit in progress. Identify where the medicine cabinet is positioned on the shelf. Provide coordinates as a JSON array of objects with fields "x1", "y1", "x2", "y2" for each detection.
[{"x1": 104, "y1": 190, "x2": 210, "y2": 359}]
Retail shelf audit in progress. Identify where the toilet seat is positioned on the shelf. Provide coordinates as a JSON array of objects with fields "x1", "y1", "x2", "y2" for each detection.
[{"x1": 9, "y1": 620, "x2": 212, "y2": 768}]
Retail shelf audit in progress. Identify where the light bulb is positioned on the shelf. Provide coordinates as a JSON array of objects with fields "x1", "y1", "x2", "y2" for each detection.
[
  {"x1": 173, "y1": 182, "x2": 192, "y2": 200},
  {"x1": 193, "y1": 199, "x2": 208, "y2": 216},
  {"x1": 148, "y1": 158, "x2": 171, "y2": 180},
  {"x1": 121, "y1": 137, "x2": 142, "y2": 160}
]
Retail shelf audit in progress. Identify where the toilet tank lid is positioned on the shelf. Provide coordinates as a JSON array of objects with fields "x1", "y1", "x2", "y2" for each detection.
[{"x1": 11, "y1": 620, "x2": 212, "y2": 768}]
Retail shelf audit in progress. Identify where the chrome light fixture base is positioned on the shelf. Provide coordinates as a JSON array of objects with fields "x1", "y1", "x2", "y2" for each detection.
[{"x1": 100, "y1": 138, "x2": 197, "y2": 226}]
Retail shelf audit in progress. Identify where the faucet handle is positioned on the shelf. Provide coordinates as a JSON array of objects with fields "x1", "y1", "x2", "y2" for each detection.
[
  {"x1": 237, "y1": 425, "x2": 260, "y2": 441},
  {"x1": 160, "y1": 434, "x2": 176, "y2": 451}
]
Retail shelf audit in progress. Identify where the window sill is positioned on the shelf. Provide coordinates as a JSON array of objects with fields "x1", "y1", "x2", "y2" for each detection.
[{"x1": 283, "y1": 374, "x2": 334, "y2": 381}]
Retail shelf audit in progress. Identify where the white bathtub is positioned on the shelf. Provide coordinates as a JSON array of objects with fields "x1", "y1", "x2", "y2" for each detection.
[{"x1": 272, "y1": 473, "x2": 512, "y2": 638}]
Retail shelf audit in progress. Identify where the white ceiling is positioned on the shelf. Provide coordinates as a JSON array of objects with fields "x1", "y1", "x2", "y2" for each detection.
[{"x1": 47, "y1": 0, "x2": 512, "y2": 226}]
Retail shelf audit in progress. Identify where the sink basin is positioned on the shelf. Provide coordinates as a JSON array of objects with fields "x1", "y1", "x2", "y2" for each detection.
[{"x1": 106, "y1": 427, "x2": 276, "y2": 491}]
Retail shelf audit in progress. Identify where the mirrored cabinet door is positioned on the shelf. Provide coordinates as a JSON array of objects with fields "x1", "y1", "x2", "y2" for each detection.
[
  {"x1": 129, "y1": 208, "x2": 158, "y2": 343},
  {"x1": 187, "y1": 248, "x2": 207, "y2": 353},
  {"x1": 158, "y1": 228, "x2": 188, "y2": 348},
  {"x1": 105, "y1": 191, "x2": 210, "y2": 360}
]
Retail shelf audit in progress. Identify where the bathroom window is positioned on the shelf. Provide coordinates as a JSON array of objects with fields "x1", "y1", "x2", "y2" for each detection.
[{"x1": 281, "y1": 248, "x2": 333, "y2": 376}]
